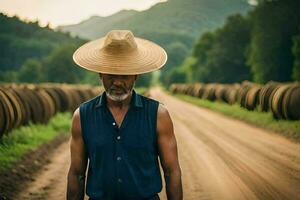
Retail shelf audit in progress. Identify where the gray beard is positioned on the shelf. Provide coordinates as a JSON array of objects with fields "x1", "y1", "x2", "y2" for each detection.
[{"x1": 106, "y1": 90, "x2": 132, "y2": 102}]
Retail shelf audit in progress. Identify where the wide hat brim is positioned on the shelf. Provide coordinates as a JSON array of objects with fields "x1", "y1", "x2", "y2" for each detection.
[{"x1": 73, "y1": 36, "x2": 167, "y2": 75}]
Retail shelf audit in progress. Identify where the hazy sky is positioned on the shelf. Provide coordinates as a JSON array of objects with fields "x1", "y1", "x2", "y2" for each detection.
[{"x1": 0, "y1": 0, "x2": 165, "y2": 27}]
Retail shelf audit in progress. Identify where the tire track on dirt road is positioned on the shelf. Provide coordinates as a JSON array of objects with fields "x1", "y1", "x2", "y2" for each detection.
[{"x1": 16, "y1": 141, "x2": 71, "y2": 200}]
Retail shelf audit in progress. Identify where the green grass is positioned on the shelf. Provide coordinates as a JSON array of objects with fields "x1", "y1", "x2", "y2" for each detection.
[
  {"x1": 0, "y1": 112, "x2": 71, "y2": 171},
  {"x1": 135, "y1": 87, "x2": 148, "y2": 95},
  {"x1": 172, "y1": 93, "x2": 300, "y2": 141}
]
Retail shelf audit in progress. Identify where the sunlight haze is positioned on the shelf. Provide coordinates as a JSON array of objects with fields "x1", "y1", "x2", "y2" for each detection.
[{"x1": 0, "y1": 0, "x2": 166, "y2": 27}]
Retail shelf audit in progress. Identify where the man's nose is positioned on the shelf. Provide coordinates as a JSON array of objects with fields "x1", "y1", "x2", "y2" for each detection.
[{"x1": 112, "y1": 78, "x2": 123, "y2": 86}]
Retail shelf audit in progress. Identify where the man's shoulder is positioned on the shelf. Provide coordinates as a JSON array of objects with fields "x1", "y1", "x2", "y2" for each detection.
[
  {"x1": 137, "y1": 92, "x2": 160, "y2": 105},
  {"x1": 137, "y1": 93, "x2": 168, "y2": 117}
]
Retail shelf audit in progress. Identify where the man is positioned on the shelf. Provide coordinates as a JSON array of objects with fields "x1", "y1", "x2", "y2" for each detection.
[{"x1": 67, "y1": 30, "x2": 182, "y2": 200}]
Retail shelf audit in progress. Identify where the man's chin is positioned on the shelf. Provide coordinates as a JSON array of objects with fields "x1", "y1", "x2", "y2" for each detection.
[{"x1": 107, "y1": 93, "x2": 130, "y2": 102}]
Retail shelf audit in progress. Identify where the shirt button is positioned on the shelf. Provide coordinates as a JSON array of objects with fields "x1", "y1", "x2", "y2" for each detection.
[
  {"x1": 112, "y1": 122, "x2": 116, "y2": 126},
  {"x1": 118, "y1": 178, "x2": 122, "y2": 183},
  {"x1": 117, "y1": 136, "x2": 121, "y2": 140},
  {"x1": 117, "y1": 156, "x2": 122, "y2": 161}
]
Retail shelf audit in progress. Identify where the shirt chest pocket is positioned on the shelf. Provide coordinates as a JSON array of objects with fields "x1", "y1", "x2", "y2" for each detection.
[
  {"x1": 122, "y1": 130, "x2": 156, "y2": 165},
  {"x1": 122, "y1": 130, "x2": 153, "y2": 149},
  {"x1": 89, "y1": 134, "x2": 114, "y2": 163},
  {"x1": 90, "y1": 129, "x2": 110, "y2": 149}
]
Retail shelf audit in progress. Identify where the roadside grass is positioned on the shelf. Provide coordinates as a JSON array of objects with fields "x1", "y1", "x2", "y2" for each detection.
[
  {"x1": 0, "y1": 112, "x2": 71, "y2": 171},
  {"x1": 135, "y1": 87, "x2": 148, "y2": 95},
  {"x1": 171, "y1": 93, "x2": 300, "y2": 141}
]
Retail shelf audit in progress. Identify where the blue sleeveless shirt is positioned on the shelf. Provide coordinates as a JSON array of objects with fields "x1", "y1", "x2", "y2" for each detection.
[{"x1": 79, "y1": 90, "x2": 162, "y2": 200}]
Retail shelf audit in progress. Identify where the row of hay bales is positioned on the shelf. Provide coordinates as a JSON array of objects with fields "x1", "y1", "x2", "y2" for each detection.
[
  {"x1": 169, "y1": 81, "x2": 300, "y2": 120},
  {"x1": 0, "y1": 83, "x2": 103, "y2": 138}
]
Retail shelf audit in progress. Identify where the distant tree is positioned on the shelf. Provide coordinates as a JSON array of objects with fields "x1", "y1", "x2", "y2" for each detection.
[
  {"x1": 135, "y1": 74, "x2": 152, "y2": 88},
  {"x1": 191, "y1": 32, "x2": 215, "y2": 82},
  {"x1": 81, "y1": 72, "x2": 101, "y2": 86},
  {"x1": 0, "y1": 35, "x2": 14, "y2": 71},
  {"x1": 165, "y1": 42, "x2": 189, "y2": 69},
  {"x1": 177, "y1": 56, "x2": 196, "y2": 83},
  {"x1": 0, "y1": 71, "x2": 18, "y2": 83},
  {"x1": 0, "y1": 13, "x2": 85, "y2": 72},
  {"x1": 160, "y1": 41, "x2": 190, "y2": 85},
  {"x1": 247, "y1": 0, "x2": 300, "y2": 83},
  {"x1": 43, "y1": 43, "x2": 86, "y2": 83},
  {"x1": 17, "y1": 58, "x2": 44, "y2": 83},
  {"x1": 292, "y1": 33, "x2": 300, "y2": 81},
  {"x1": 191, "y1": 14, "x2": 251, "y2": 83},
  {"x1": 164, "y1": 67, "x2": 187, "y2": 86}
]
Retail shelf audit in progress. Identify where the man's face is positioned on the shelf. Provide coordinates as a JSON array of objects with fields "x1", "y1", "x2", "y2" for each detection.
[{"x1": 100, "y1": 74, "x2": 137, "y2": 102}]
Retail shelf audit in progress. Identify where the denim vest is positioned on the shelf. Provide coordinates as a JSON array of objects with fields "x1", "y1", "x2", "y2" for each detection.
[{"x1": 79, "y1": 90, "x2": 162, "y2": 200}]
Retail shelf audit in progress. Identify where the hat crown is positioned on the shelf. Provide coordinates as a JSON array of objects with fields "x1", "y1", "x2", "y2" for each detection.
[
  {"x1": 103, "y1": 30, "x2": 137, "y2": 53},
  {"x1": 73, "y1": 29, "x2": 167, "y2": 75}
]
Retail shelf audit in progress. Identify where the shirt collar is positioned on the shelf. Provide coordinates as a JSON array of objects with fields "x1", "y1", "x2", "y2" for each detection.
[{"x1": 95, "y1": 89, "x2": 142, "y2": 108}]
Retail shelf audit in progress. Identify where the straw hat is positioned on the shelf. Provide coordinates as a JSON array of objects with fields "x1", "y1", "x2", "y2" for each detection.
[{"x1": 73, "y1": 30, "x2": 167, "y2": 75}]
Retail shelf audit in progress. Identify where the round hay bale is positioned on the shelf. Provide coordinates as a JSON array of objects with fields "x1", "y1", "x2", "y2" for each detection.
[
  {"x1": 1, "y1": 88, "x2": 22, "y2": 129},
  {"x1": 0, "y1": 87, "x2": 19, "y2": 127},
  {"x1": 62, "y1": 86, "x2": 79, "y2": 111},
  {"x1": 282, "y1": 84, "x2": 300, "y2": 120},
  {"x1": 187, "y1": 84, "x2": 199, "y2": 97},
  {"x1": 76, "y1": 88, "x2": 92, "y2": 102},
  {"x1": 8, "y1": 86, "x2": 31, "y2": 126},
  {"x1": 202, "y1": 84, "x2": 217, "y2": 101},
  {"x1": 192, "y1": 83, "x2": 204, "y2": 98},
  {"x1": 224, "y1": 84, "x2": 240, "y2": 105},
  {"x1": 92, "y1": 87, "x2": 103, "y2": 97},
  {"x1": 0, "y1": 100, "x2": 5, "y2": 138},
  {"x1": 22, "y1": 86, "x2": 44, "y2": 123},
  {"x1": 169, "y1": 84, "x2": 178, "y2": 94},
  {"x1": 42, "y1": 90, "x2": 56, "y2": 118},
  {"x1": 4, "y1": 88, "x2": 24, "y2": 128},
  {"x1": 0, "y1": 88, "x2": 14, "y2": 134},
  {"x1": 215, "y1": 84, "x2": 227, "y2": 102},
  {"x1": 245, "y1": 86, "x2": 261, "y2": 111},
  {"x1": 270, "y1": 84, "x2": 291, "y2": 119},
  {"x1": 237, "y1": 81, "x2": 254, "y2": 108},
  {"x1": 65, "y1": 87, "x2": 82, "y2": 112},
  {"x1": 181, "y1": 84, "x2": 189, "y2": 95},
  {"x1": 185, "y1": 84, "x2": 194, "y2": 96},
  {"x1": 52, "y1": 87, "x2": 70, "y2": 112},
  {"x1": 226, "y1": 89, "x2": 238, "y2": 105},
  {"x1": 259, "y1": 81, "x2": 280, "y2": 112},
  {"x1": 43, "y1": 87, "x2": 61, "y2": 114},
  {"x1": 36, "y1": 89, "x2": 56, "y2": 123},
  {"x1": 0, "y1": 94, "x2": 8, "y2": 137},
  {"x1": 174, "y1": 84, "x2": 184, "y2": 94}
]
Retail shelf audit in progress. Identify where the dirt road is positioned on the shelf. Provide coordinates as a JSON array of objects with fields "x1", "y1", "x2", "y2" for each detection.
[{"x1": 17, "y1": 88, "x2": 300, "y2": 200}]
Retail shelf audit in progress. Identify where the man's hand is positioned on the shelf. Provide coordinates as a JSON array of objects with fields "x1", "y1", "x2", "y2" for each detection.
[
  {"x1": 67, "y1": 108, "x2": 88, "y2": 200},
  {"x1": 157, "y1": 104, "x2": 183, "y2": 200}
]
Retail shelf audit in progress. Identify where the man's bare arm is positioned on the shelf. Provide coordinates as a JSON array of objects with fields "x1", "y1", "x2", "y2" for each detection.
[
  {"x1": 67, "y1": 108, "x2": 88, "y2": 200},
  {"x1": 157, "y1": 104, "x2": 183, "y2": 200}
]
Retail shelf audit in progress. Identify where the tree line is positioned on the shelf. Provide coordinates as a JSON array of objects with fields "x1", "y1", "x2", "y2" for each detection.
[
  {"x1": 0, "y1": 13, "x2": 150, "y2": 87},
  {"x1": 165, "y1": 0, "x2": 300, "y2": 85}
]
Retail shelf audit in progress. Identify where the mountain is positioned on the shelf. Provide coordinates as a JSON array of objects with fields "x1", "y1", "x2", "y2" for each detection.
[
  {"x1": 59, "y1": 0, "x2": 251, "y2": 39},
  {"x1": 59, "y1": 0, "x2": 252, "y2": 82},
  {"x1": 60, "y1": 10, "x2": 138, "y2": 39},
  {"x1": 0, "y1": 13, "x2": 85, "y2": 71}
]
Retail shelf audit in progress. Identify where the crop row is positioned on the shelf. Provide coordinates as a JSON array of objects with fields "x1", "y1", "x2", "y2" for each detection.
[
  {"x1": 169, "y1": 81, "x2": 300, "y2": 120},
  {"x1": 0, "y1": 83, "x2": 102, "y2": 138}
]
